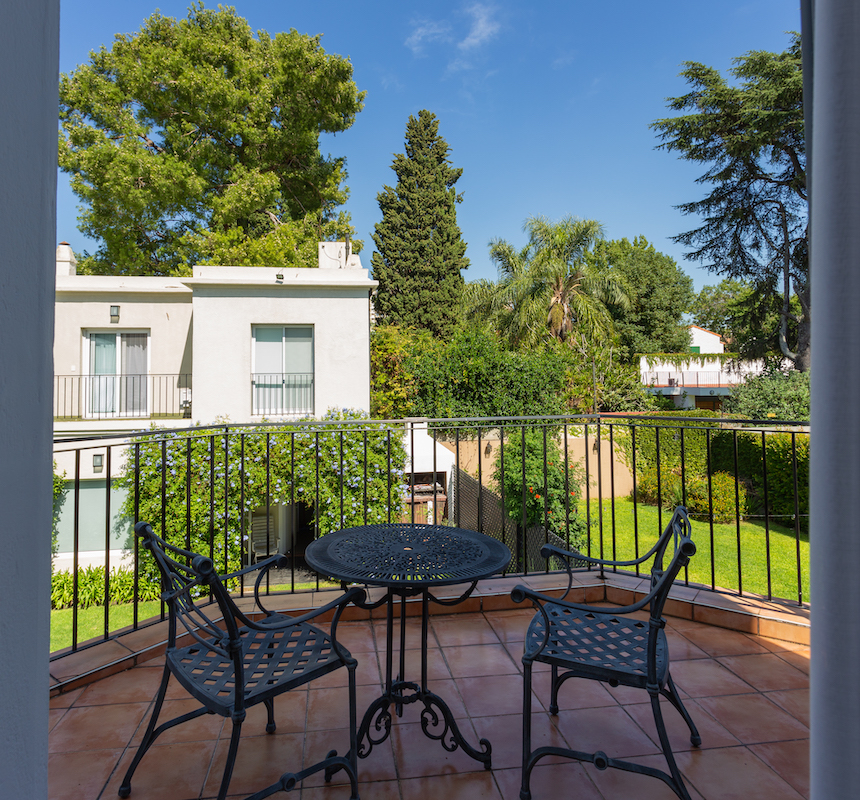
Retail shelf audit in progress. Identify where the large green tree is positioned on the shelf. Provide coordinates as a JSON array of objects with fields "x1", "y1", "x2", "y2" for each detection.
[
  {"x1": 371, "y1": 110, "x2": 468, "y2": 338},
  {"x1": 59, "y1": 4, "x2": 365, "y2": 276},
  {"x1": 587, "y1": 236, "x2": 694, "y2": 361},
  {"x1": 466, "y1": 215, "x2": 627, "y2": 351},
  {"x1": 652, "y1": 33, "x2": 808, "y2": 370},
  {"x1": 691, "y1": 278, "x2": 800, "y2": 361}
]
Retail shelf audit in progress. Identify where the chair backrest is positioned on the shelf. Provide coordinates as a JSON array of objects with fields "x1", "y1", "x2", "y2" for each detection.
[
  {"x1": 135, "y1": 521, "x2": 242, "y2": 659},
  {"x1": 645, "y1": 506, "x2": 696, "y2": 623}
]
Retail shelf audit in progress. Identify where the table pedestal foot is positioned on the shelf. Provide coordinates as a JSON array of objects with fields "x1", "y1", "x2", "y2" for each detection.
[
  {"x1": 421, "y1": 691, "x2": 492, "y2": 769},
  {"x1": 356, "y1": 684, "x2": 492, "y2": 769},
  {"x1": 356, "y1": 694, "x2": 396, "y2": 760}
]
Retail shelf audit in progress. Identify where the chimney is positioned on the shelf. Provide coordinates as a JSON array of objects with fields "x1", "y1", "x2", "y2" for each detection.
[
  {"x1": 56, "y1": 242, "x2": 77, "y2": 276},
  {"x1": 318, "y1": 241, "x2": 362, "y2": 270}
]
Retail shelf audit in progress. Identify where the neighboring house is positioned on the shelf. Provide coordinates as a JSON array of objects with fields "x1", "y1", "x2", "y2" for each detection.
[
  {"x1": 52, "y1": 241, "x2": 376, "y2": 569},
  {"x1": 639, "y1": 325, "x2": 763, "y2": 411},
  {"x1": 54, "y1": 241, "x2": 374, "y2": 435}
]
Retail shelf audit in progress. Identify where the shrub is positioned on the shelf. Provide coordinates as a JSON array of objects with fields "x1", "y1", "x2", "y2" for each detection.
[
  {"x1": 52, "y1": 462, "x2": 68, "y2": 557},
  {"x1": 493, "y1": 427, "x2": 587, "y2": 549},
  {"x1": 763, "y1": 433, "x2": 809, "y2": 527},
  {"x1": 710, "y1": 429, "x2": 809, "y2": 531},
  {"x1": 723, "y1": 367, "x2": 810, "y2": 421},
  {"x1": 407, "y1": 326, "x2": 574, "y2": 420},
  {"x1": 636, "y1": 468, "x2": 746, "y2": 524},
  {"x1": 116, "y1": 409, "x2": 407, "y2": 588},
  {"x1": 369, "y1": 324, "x2": 431, "y2": 419},
  {"x1": 689, "y1": 472, "x2": 748, "y2": 523},
  {"x1": 621, "y1": 410, "x2": 723, "y2": 479},
  {"x1": 51, "y1": 565, "x2": 161, "y2": 610}
]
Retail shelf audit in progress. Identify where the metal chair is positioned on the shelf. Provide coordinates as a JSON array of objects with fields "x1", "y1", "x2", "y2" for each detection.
[
  {"x1": 511, "y1": 506, "x2": 700, "y2": 800},
  {"x1": 119, "y1": 522, "x2": 365, "y2": 800}
]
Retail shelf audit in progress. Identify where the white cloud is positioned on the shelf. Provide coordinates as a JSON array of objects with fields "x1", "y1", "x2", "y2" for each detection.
[
  {"x1": 405, "y1": 4, "x2": 501, "y2": 79},
  {"x1": 379, "y1": 71, "x2": 404, "y2": 91},
  {"x1": 458, "y1": 4, "x2": 501, "y2": 51},
  {"x1": 405, "y1": 20, "x2": 452, "y2": 55},
  {"x1": 553, "y1": 51, "x2": 577, "y2": 70},
  {"x1": 446, "y1": 57, "x2": 471, "y2": 75}
]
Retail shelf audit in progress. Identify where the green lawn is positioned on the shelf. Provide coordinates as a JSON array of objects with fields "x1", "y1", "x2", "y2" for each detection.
[
  {"x1": 583, "y1": 498, "x2": 808, "y2": 603},
  {"x1": 50, "y1": 579, "x2": 338, "y2": 654},
  {"x1": 51, "y1": 504, "x2": 808, "y2": 654},
  {"x1": 51, "y1": 600, "x2": 164, "y2": 654}
]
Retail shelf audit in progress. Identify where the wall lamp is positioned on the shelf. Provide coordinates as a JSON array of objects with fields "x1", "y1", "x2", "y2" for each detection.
[
  {"x1": 110, "y1": 305, "x2": 120, "y2": 323},
  {"x1": 275, "y1": 273, "x2": 284, "y2": 282},
  {"x1": 92, "y1": 454, "x2": 104, "y2": 473}
]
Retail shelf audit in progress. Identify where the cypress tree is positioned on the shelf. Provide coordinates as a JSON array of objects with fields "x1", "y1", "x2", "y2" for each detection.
[{"x1": 371, "y1": 110, "x2": 468, "y2": 337}]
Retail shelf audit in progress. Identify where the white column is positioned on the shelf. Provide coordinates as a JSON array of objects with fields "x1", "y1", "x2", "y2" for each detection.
[
  {"x1": 809, "y1": 1, "x2": 860, "y2": 798},
  {"x1": 0, "y1": 3, "x2": 59, "y2": 798}
]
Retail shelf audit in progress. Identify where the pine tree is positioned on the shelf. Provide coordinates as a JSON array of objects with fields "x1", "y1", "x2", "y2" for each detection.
[{"x1": 371, "y1": 110, "x2": 468, "y2": 337}]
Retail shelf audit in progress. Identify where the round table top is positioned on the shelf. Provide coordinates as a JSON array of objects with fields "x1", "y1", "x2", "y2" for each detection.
[{"x1": 304, "y1": 523, "x2": 511, "y2": 588}]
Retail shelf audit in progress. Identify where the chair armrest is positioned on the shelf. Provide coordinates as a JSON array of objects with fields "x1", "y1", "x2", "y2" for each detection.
[
  {"x1": 511, "y1": 582, "x2": 652, "y2": 617},
  {"x1": 246, "y1": 586, "x2": 368, "y2": 631},
  {"x1": 220, "y1": 554, "x2": 288, "y2": 583},
  {"x1": 249, "y1": 586, "x2": 368, "y2": 663},
  {"x1": 540, "y1": 542, "x2": 658, "y2": 570},
  {"x1": 218, "y1": 554, "x2": 290, "y2": 618}
]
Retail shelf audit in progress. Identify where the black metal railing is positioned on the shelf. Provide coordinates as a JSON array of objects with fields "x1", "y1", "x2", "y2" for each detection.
[
  {"x1": 54, "y1": 374, "x2": 192, "y2": 420},
  {"x1": 50, "y1": 414, "x2": 809, "y2": 665}
]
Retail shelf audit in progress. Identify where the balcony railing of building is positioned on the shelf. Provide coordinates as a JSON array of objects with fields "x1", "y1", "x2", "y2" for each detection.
[
  {"x1": 50, "y1": 413, "x2": 810, "y2": 672},
  {"x1": 54, "y1": 374, "x2": 192, "y2": 421},
  {"x1": 251, "y1": 372, "x2": 314, "y2": 416},
  {"x1": 642, "y1": 370, "x2": 744, "y2": 388}
]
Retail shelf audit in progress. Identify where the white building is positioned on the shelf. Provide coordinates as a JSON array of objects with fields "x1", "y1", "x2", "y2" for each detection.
[
  {"x1": 54, "y1": 241, "x2": 375, "y2": 435},
  {"x1": 52, "y1": 241, "x2": 377, "y2": 568},
  {"x1": 639, "y1": 325, "x2": 763, "y2": 411}
]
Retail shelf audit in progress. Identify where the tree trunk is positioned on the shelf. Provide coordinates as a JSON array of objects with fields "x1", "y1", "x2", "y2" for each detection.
[{"x1": 793, "y1": 283, "x2": 811, "y2": 372}]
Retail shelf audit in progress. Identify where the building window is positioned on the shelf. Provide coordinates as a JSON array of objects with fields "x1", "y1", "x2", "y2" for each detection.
[
  {"x1": 85, "y1": 331, "x2": 149, "y2": 418},
  {"x1": 252, "y1": 326, "x2": 314, "y2": 415}
]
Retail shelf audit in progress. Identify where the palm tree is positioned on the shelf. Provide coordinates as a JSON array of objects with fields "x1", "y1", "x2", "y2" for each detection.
[{"x1": 466, "y1": 215, "x2": 629, "y2": 350}]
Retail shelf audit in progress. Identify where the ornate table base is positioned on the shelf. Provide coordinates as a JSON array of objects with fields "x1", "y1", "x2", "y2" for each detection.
[
  {"x1": 356, "y1": 585, "x2": 492, "y2": 769},
  {"x1": 305, "y1": 523, "x2": 511, "y2": 774}
]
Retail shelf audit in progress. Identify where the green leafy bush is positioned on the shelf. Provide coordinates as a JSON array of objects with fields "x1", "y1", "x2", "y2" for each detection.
[
  {"x1": 407, "y1": 327, "x2": 574, "y2": 420},
  {"x1": 723, "y1": 367, "x2": 810, "y2": 421},
  {"x1": 51, "y1": 565, "x2": 161, "y2": 610},
  {"x1": 636, "y1": 468, "x2": 747, "y2": 524},
  {"x1": 711, "y1": 429, "x2": 808, "y2": 530},
  {"x1": 370, "y1": 325, "x2": 432, "y2": 419},
  {"x1": 619, "y1": 410, "x2": 722, "y2": 480},
  {"x1": 52, "y1": 462, "x2": 68, "y2": 557},
  {"x1": 117, "y1": 409, "x2": 407, "y2": 588},
  {"x1": 688, "y1": 472, "x2": 749, "y2": 523},
  {"x1": 493, "y1": 427, "x2": 587, "y2": 548}
]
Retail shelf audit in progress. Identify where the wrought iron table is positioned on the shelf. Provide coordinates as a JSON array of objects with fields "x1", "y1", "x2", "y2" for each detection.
[{"x1": 305, "y1": 523, "x2": 511, "y2": 769}]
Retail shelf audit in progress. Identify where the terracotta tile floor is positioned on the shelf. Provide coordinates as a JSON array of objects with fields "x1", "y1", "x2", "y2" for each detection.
[{"x1": 48, "y1": 609, "x2": 809, "y2": 800}]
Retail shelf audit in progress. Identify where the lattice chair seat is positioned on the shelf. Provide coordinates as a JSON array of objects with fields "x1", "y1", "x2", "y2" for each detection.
[
  {"x1": 512, "y1": 507, "x2": 701, "y2": 800},
  {"x1": 526, "y1": 605, "x2": 669, "y2": 688},
  {"x1": 118, "y1": 522, "x2": 365, "y2": 800},
  {"x1": 170, "y1": 620, "x2": 347, "y2": 709}
]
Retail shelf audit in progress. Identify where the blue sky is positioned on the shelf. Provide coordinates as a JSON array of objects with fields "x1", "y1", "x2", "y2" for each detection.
[{"x1": 58, "y1": 0, "x2": 801, "y2": 291}]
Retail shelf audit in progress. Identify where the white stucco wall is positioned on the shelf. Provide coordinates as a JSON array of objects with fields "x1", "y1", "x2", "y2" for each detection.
[
  {"x1": 688, "y1": 325, "x2": 724, "y2": 353},
  {"x1": 404, "y1": 421, "x2": 457, "y2": 475},
  {"x1": 54, "y1": 278, "x2": 193, "y2": 376},
  {"x1": 187, "y1": 265, "x2": 376, "y2": 423}
]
